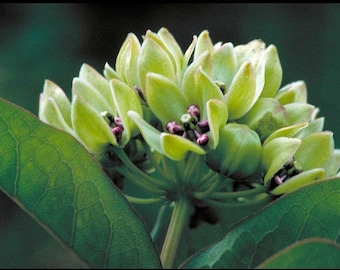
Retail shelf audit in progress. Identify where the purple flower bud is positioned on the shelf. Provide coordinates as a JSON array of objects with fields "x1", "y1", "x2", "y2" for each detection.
[
  {"x1": 196, "y1": 133, "x2": 209, "y2": 146},
  {"x1": 187, "y1": 104, "x2": 200, "y2": 120},
  {"x1": 197, "y1": 119, "x2": 210, "y2": 133},
  {"x1": 194, "y1": 130, "x2": 209, "y2": 145},
  {"x1": 114, "y1": 116, "x2": 123, "y2": 127},
  {"x1": 166, "y1": 121, "x2": 184, "y2": 135},
  {"x1": 112, "y1": 126, "x2": 124, "y2": 141}
]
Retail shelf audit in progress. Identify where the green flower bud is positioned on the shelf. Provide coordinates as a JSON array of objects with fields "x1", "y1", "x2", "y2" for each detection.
[
  {"x1": 325, "y1": 149, "x2": 340, "y2": 177},
  {"x1": 234, "y1": 39, "x2": 265, "y2": 69},
  {"x1": 259, "y1": 44, "x2": 282, "y2": 98},
  {"x1": 284, "y1": 103, "x2": 317, "y2": 126},
  {"x1": 137, "y1": 31, "x2": 176, "y2": 92},
  {"x1": 238, "y1": 97, "x2": 289, "y2": 142},
  {"x1": 275, "y1": 80, "x2": 307, "y2": 105},
  {"x1": 115, "y1": 33, "x2": 141, "y2": 88},
  {"x1": 128, "y1": 110, "x2": 205, "y2": 161},
  {"x1": 38, "y1": 27, "x2": 340, "y2": 205},
  {"x1": 263, "y1": 131, "x2": 339, "y2": 195},
  {"x1": 270, "y1": 168, "x2": 325, "y2": 195},
  {"x1": 39, "y1": 80, "x2": 73, "y2": 134},
  {"x1": 71, "y1": 94, "x2": 118, "y2": 154},
  {"x1": 211, "y1": 42, "x2": 237, "y2": 89},
  {"x1": 224, "y1": 61, "x2": 258, "y2": 120},
  {"x1": 205, "y1": 123, "x2": 262, "y2": 179},
  {"x1": 193, "y1": 30, "x2": 214, "y2": 60}
]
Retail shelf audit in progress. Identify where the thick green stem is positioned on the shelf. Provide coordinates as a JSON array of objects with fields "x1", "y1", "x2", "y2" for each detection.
[{"x1": 160, "y1": 196, "x2": 191, "y2": 269}]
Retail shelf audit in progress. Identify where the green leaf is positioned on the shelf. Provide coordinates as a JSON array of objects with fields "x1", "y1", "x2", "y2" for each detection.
[
  {"x1": 0, "y1": 98, "x2": 161, "y2": 269},
  {"x1": 179, "y1": 176, "x2": 340, "y2": 269},
  {"x1": 256, "y1": 237, "x2": 340, "y2": 269}
]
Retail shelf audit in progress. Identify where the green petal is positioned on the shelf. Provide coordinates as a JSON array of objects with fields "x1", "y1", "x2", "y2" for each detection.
[
  {"x1": 325, "y1": 149, "x2": 340, "y2": 177},
  {"x1": 157, "y1": 27, "x2": 184, "y2": 83},
  {"x1": 225, "y1": 61, "x2": 257, "y2": 120},
  {"x1": 259, "y1": 45, "x2": 283, "y2": 98},
  {"x1": 295, "y1": 117, "x2": 324, "y2": 139},
  {"x1": 294, "y1": 131, "x2": 334, "y2": 171},
  {"x1": 72, "y1": 78, "x2": 112, "y2": 114},
  {"x1": 39, "y1": 80, "x2": 72, "y2": 128},
  {"x1": 193, "y1": 66, "x2": 224, "y2": 118},
  {"x1": 161, "y1": 133, "x2": 206, "y2": 161},
  {"x1": 263, "y1": 122, "x2": 308, "y2": 147},
  {"x1": 211, "y1": 42, "x2": 238, "y2": 88},
  {"x1": 103, "y1": 62, "x2": 123, "y2": 81},
  {"x1": 284, "y1": 103, "x2": 316, "y2": 125},
  {"x1": 72, "y1": 95, "x2": 117, "y2": 154},
  {"x1": 262, "y1": 137, "x2": 301, "y2": 184},
  {"x1": 194, "y1": 30, "x2": 214, "y2": 60},
  {"x1": 39, "y1": 95, "x2": 74, "y2": 134},
  {"x1": 234, "y1": 39, "x2": 265, "y2": 69},
  {"x1": 110, "y1": 79, "x2": 143, "y2": 145},
  {"x1": 137, "y1": 36, "x2": 176, "y2": 92},
  {"x1": 145, "y1": 72, "x2": 189, "y2": 124},
  {"x1": 79, "y1": 64, "x2": 114, "y2": 109},
  {"x1": 127, "y1": 110, "x2": 163, "y2": 155},
  {"x1": 206, "y1": 123, "x2": 262, "y2": 179},
  {"x1": 271, "y1": 168, "x2": 325, "y2": 195},
  {"x1": 183, "y1": 35, "x2": 197, "y2": 70},
  {"x1": 238, "y1": 97, "x2": 289, "y2": 142},
  {"x1": 206, "y1": 99, "x2": 228, "y2": 149},
  {"x1": 115, "y1": 33, "x2": 141, "y2": 88},
  {"x1": 182, "y1": 51, "x2": 212, "y2": 99},
  {"x1": 275, "y1": 80, "x2": 307, "y2": 105}
]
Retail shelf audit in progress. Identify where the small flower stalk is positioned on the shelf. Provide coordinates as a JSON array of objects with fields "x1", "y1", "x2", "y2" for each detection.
[{"x1": 39, "y1": 27, "x2": 340, "y2": 269}]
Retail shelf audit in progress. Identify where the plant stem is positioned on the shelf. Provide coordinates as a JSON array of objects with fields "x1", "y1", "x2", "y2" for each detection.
[{"x1": 160, "y1": 196, "x2": 191, "y2": 269}]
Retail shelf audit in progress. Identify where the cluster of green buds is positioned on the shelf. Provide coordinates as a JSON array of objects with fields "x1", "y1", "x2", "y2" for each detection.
[{"x1": 39, "y1": 27, "x2": 340, "y2": 216}]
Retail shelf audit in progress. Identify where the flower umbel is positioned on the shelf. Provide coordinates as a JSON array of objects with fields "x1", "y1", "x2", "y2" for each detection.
[{"x1": 39, "y1": 27, "x2": 340, "y2": 269}]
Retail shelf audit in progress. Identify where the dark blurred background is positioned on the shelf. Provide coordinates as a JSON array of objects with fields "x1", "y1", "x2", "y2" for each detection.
[{"x1": 1, "y1": 3, "x2": 340, "y2": 268}]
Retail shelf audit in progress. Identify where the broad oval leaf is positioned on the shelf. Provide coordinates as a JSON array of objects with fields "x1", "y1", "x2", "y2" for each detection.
[
  {"x1": 256, "y1": 237, "x2": 340, "y2": 269},
  {"x1": 0, "y1": 98, "x2": 161, "y2": 269},
  {"x1": 179, "y1": 176, "x2": 340, "y2": 269}
]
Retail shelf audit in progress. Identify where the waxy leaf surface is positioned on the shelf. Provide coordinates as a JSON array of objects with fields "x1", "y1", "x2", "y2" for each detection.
[
  {"x1": 0, "y1": 98, "x2": 161, "y2": 269},
  {"x1": 180, "y1": 177, "x2": 340, "y2": 269}
]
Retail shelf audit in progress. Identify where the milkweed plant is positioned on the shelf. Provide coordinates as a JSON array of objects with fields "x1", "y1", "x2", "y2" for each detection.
[{"x1": 2, "y1": 27, "x2": 340, "y2": 269}]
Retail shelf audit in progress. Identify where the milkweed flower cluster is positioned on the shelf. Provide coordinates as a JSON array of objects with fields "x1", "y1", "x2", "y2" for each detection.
[{"x1": 39, "y1": 28, "x2": 340, "y2": 213}]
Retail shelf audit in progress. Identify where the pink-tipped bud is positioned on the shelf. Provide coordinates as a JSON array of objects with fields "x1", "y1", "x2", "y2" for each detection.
[
  {"x1": 187, "y1": 104, "x2": 200, "y2": 120},
  {"x1": 166, "y1": 121, "x2": 184, "y2": 135}
]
